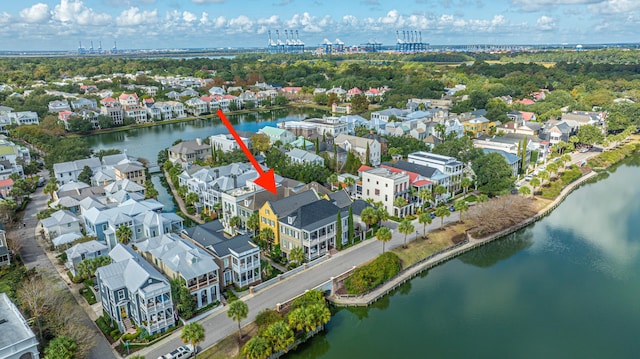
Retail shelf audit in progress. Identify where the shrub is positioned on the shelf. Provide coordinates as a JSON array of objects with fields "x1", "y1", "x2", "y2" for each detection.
[{"x1": 344, "y1": 252, "x2": 402, "y2": 295}]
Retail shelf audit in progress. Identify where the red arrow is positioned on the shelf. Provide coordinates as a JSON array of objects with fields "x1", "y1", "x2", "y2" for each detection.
[{"x1": 216, "y1": 109, "x2": 277, "y2": 194}]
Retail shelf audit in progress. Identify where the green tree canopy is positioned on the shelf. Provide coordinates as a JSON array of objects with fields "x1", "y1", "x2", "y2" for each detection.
[{"x1": 472, "y1": 153, "x2": 515, "y2": 195}]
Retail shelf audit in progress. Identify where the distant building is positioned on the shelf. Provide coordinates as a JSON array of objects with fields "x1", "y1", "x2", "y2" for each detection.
[
  {"x1": 210, "y1": 134, "x2": 250, "y2": 153},
  {"x1": 0, "y1": 293, "x2": 40, "y2": 359}
]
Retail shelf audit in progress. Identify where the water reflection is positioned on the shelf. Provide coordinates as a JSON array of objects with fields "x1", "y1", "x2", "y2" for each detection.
[
  {"x1": 537, "y1": 165, "x2": 640, "y2": 271},
  {"x1": 458, "y1": 230, "x2": 534, "y2": 268}
]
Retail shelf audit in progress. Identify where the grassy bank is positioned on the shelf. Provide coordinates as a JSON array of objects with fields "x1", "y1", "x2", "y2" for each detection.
[{"x1": 391, "y1": 222, "x2": 470, "y2": 267}]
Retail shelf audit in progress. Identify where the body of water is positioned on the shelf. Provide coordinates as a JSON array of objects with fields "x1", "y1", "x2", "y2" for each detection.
[
  {"x1": 290, "y1": 157, "x2": 640, "y2": 359},
  {"x1": 87, "y1": 109, "x2": 324, "y2": 210}
]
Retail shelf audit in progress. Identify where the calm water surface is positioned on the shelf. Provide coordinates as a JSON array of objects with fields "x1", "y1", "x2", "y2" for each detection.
[
  {"x1": 87, "y1": 109, "x2": 324, "y2": 210},
  {"x1": 290, "y1": 157, "x2": 640, "y2": 359}
]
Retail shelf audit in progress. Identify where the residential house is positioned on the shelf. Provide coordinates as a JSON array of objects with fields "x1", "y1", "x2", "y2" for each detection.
[
  {"x1": 53, "y1": 157, "x2": 102, "y2": 185},
  {"x1": 71, "y1": 97, "x2": 98, "y2": 110},
  {"x1": 346, "y1": 87, "x2": 363, "y2": 100},
  {"x1": 185, "y1": 98, "x2": 209, "y2": 116},
  {"x1": 360, "y1": 167, "x2": 412, "y2": 217},
  {"x1": 118, "y1": 93, "x2": 139, "y2": 107},
  {"x1": 39, "y1": 209, "x2": 83, "y2": 241},
  {"x1": 539, "y1": 120, "x2": 578, "y2": 145},
  {"x1": 48, "y1": 99, "x2": 70, "y2": 113},
  {"x1": 167, "y1": 138, "x2": 210, "y2": 167},
  {"x1": 408, "y1": 152, "x2": 463, "y2": 191},
  {"x1": 334, "y1": 134, "x2": 381, "y2": 166},
  {"x1": 166, "y1": 101, "x2": 186, "y2": 118},
  {"x1": 305, "y1": 117, "x2": 349, "y2": 138},
  {"x1": 462, "y1": 116, "x2": 496, "y2": 137},
  {"x1": 210, "y1": 134, "x2": 250, "y2": 153},
  {"x1": 370, "y1": 108, "x2": 407, "y2": 123},
  {"x1": 258, "y1": 126, "x2": 296, "y2": 145},
  {"x1": 65, "y1": 240, "x2": 109, "y2": 277},
  {"x1": 278, "y1": 199, "x2": 345, "y2": 260},
  {"x1": 220, "y1": 185, "x2": 287, "y2": 233},
  {"x1": 137, "y1": 233, "x2": 220, "y2": 309},
  {"x1": 7, "y1": 111, "x2": 39, "y2": 126},
  {"x1": 0, "y1": 223, "x2": 9, "y2": 267},
  {"x1": 100, "y1": 99, "x2": 124, "y2": 125},
  {"x1": 183, "y1": 221, "x2": 261, "y2": 288},
  {"x1": 286, "y1": 148, "x2": 324, "y2": 167},
  {"x1": 0, "y1": 179, "x2": 12, "y2": 198},
  {"x1": 279, "y1": 121, "x2": 317, "y2": 139},
  {"x1": 96, "y1": 244, "x2": 176, "y2": 335},
  {"x1": 383, "y1": 160, "x2": 451, "y2": 203},
  {"x1": 0, "y1": 293, "x2": 40, "y2": 359},
  {"x1": 114, "y1": 161, "x2": 147, "y2": 186},
  {"x1": 259, "y1": 190, "x2": 319, "y2": 246}
]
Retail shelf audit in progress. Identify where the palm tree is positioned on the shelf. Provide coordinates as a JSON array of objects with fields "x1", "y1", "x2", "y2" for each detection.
[
  {"x1": 43, "y1": 180, "x2": 58, "y2": 201},
  {"x1": 343, "y1": 176, "x2": 355, "y2": 196},
  {"x1": 242, "y1": 336, "x2": 272, "y2": 359},
  {"x1": 263, "y1": 321, "x2": 294, "y2": 354},
  {"x1": 519, "y1": 186, "x2": 532, "y2": 197},
  {"x1": 259, "y1": 227, "x2": 274, "y2": 251},
  {"x1": 539, "y1": 170, "x2": 550, "y2": 186},
  {"x1": 561, "y1": 154, "x2": 572, "y2": 168},
  {"x1": 289, "y1": 246, "x2": 305, "y2": 265},
  {"x1": 418, "y1": 212, "x2": 432, "y2": 239},
  {"x1": 454, "y1": 201, "x2": 469, "y2": 222},
  {"x1": 287, "y1": 307, "x2": 307, "y2": 332},
  {"x1": 393, "y1": 196, "x2": 407, "y2": 217},
  {"x1": 327, "y1": 173, "x2": 338, "y2": 189},
  {"x1": 547, "y1": 162, "x2": 558, "y2": 179},
  {"x1": 181, "y1": 322, "x2": 205, "y2": 357},
  {"x1": 461, "y1": 177, "x2": 473, "y2": 199},
  {"x1": 418, "y1": 187, "x2": 432, "y2": 209},
  {"x1": 435, "y1": 205, "x2": 450, "y2": 228},
  {"x1": 116, "y1": 225, "x2": 132, "y2": 245},
  {"x1": 398, "y1": 219, "x2": 414, "y2": 249},
  {"x1": 434, "y1": 185, "x2": 447, "y2": 205},
  {"x1": 246, "y1": 212, "x2": 259, "y2": 237},
  {"x1": 227, "y1": 299, "x2": 249, "y2": 341},
  {"x1": 529, "y1": 177, "x2": 541, "y2": 195},
  {"x1": 306, "y1": 303, "x2": 331, "y2": 331},
  {"x1": 360, "y1": 207, "x2": 378, "y2": 235},
  {"x1": 375, "y1": 226, "x2": 392, "y2": 253}
]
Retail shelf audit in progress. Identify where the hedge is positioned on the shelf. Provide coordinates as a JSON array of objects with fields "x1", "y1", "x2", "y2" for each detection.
[{"x1": 344, "y1": 252, "x2": 402, "y2": 295}]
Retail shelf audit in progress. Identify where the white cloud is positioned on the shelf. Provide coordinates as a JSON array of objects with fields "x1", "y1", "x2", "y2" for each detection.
[
  {"x1": 588, "y1": 0, "x2": 640, "y2": 14},
  {"x1": 286, "y1": 12, "x2": 325, "y2": 32},
  {"x1": 228, "y1": 15, "x2": 254, "y2": 33},
  {"x1": 191, "y1": 0, "x2": 225, "y2": 3},
  {"x1": 20, "y1": 3, "x2": 51, "y2": 24},
  {"x1": 116, "y1": 7, "x2": 158, "y2": 26},
  {"x1": 0, "y1": 12, "x2": 11, "y2": 25},
  {"x1": 212, "y1": 16, "x2": 226, "y2": 28},
  {"x1": 52, "y1": 0, "x2": 111, "y2": 25},
  {"x1": 536, "y1": 15, "x2": 556, "y2": 30},
  {"x1": 512, "y1": 0, "x2": 602, "y2": 12},
  {"x1": 199, "y1": 12, "x2": 209, "y2": 25},
  {"x1": 182, "y1": 11, "x2": 197, "y2": 23},
  {"x1": 342, "y1": 15, "x2": 358, "y2": 27},
  {"x1": 257, "y1": 15, "x2": 280, "y2": 26}
]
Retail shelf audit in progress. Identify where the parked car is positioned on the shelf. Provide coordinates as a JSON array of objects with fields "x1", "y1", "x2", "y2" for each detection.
[
  {"x1": 524, "y1": 175, "x2": 533, "y2": 181},
  {"x1": 579, "y1": 147, "x2": 589, "y2": 153},
  {"x1": 158, "y1": 346, "x2": 194, "y2": 359},
  {"x1": 429, "y1": 212, "x2": 436, "y2": 219},
  {"x1": 448, "y1": 205, "x2": 456, "y2": 212}
]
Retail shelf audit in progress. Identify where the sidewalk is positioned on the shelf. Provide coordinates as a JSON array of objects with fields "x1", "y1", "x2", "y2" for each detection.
[{"x1": 163, "y1": 169, "x2": 204, "y2": 225}]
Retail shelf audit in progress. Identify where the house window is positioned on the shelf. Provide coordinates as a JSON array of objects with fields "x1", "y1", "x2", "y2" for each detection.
[
  {"x1": 224, "y1": 258, "x2": 229, "y2": 267},
  {"x1": 117, "y1": 289, "x2": 125, "y2": 301},
  {"x1": 375, "y1": 189, "x2": 380, "y2": 195}
]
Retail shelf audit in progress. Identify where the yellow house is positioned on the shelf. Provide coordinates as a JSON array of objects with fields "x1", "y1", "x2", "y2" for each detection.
[
  {"x1": 259, "y1": 201, "x2": 280, "y2": 245},
  {"x1": 258, "y1": 190, "x2": 319, "y2": 246},
  {"x1": 462, "y1": 117, "x2": 496, "y2": 138}
]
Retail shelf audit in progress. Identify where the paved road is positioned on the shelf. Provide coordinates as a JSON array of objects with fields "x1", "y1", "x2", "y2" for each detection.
[
  {"x1": 138, "y1": 211, "x2": 460, "y2": 359},
  {"x1": 12, "y1": 171, "x2": 116, "y2": 359}
]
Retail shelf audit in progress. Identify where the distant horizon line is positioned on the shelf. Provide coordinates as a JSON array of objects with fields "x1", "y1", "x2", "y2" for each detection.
[{"x1": 1, "y1": 41, "x2": 639, "y2": 55}]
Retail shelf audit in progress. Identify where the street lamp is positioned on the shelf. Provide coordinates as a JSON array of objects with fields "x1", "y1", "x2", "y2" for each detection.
[{"x1": 416, "y1": 230, "x2": 419, "y2": 240}]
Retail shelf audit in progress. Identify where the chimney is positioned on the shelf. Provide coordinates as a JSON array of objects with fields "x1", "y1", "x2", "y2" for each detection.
[
  {"x1": 214, "y1": 168, "x2": 219, "y2": 178},
  {"x1": 233, "y1": 174, "x2": 238, "y2": 188}
]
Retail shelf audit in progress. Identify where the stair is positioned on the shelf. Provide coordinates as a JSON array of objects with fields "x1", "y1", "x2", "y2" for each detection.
[{"x1": 122, "y1": 318, "x2": 133, "y2": 332}]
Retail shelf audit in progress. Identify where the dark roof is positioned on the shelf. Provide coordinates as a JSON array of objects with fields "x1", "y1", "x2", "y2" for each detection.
[
  {"x1": 239, "y1": 186, "x2": 287, "y2": 211},
  {"x1": 383, "y1": 160, "x2": 438, "y2": 178},
  {"x1": 350, "y1": 199, "x2": 372, "y2": 216},
  {"x1": 327, "y1": 190, "x2": 352, "y2": 209},
  {"x1": 269, "y1": 190, "x2": 318, "y2": 217},
  {"x1": 362, "y1": 133, "x2": 388, "y2": 144},
  {"x1": 286, "y1": 200, "x2": 340, "y2": 231},
  {"x1": 184, "y1": 220, "x2": 225, "y2": 247},
  {"x1": 210, "y1": 234, "x2": 256, "y2": 257}
]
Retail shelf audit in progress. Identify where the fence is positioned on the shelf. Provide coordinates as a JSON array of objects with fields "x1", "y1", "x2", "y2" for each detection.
[{"x1": 251, "y1": 254, "x2": 331, "y2": 293}]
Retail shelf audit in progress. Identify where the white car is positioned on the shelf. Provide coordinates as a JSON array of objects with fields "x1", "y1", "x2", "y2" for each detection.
[
  {"x1": 157, "y1": 345, "x2": 194, "y2": 359},
  {"x1": 524, "y1": 175, "x2": 533, "y2": 181}
]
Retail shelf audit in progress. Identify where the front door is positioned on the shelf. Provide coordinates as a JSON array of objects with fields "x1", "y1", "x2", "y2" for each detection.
[{"x1": 120, "y1": 305, "x2": 127, "y2": 319}]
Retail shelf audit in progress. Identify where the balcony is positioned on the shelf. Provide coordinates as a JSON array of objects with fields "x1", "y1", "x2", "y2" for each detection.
[{"x1": 187, "y1": 274, "x2": 218, "y2": 291}]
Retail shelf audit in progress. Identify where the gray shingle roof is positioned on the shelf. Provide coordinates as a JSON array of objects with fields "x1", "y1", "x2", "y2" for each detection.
[
  {"x1": 284, "y1": 199, "x2": 340, "y2": 231},
  {"x1": 384, "y1": 160, "x2": 438, "y2": 178},
  {"x1": 269, "y1": 190, "x2": 319, "y2": 217}
]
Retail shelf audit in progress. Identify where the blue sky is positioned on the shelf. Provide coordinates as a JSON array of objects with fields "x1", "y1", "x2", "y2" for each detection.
[{"x1": 1, "y1": 0, "x2": 638, "y2": 51}]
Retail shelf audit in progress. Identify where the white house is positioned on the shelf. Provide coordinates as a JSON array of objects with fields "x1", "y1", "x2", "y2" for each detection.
[{"x1": 210, "y1": 134, "x2": 250, "y2": 153}]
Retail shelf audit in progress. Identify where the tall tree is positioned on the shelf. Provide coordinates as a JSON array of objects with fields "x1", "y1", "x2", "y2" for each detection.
[
  {"x1": 181, "y1": 322, "x2": 205, "y2": 358},
  {"x1": 242, "y1": 336, "x2": 272, "y2": 359},
  {"x1": 347, "y1": 206, "x2": 354, "y2": 244},
  {"x1": 461, "y1": 177, "x2": 473, "y2": 199},
  {"x1": 529, "y1": 177, "x2": 541, "y2": 195},
  {"x1": 263, "y1": 321, "x2": 294, "y2": 354},
  {"x1": 398, "y1": 218, "x2": 414, "y2": 249},
  {"x1": 77, "y1": 165, "x2": 93, "y2": 185},
  {"x1": 434, "y1": 185, "x2": 447, "y2": 205},
  {"x1": 418, "y1": 212, "x2": 432, "y2": 239},
  {"x1": 472, "y1": 153, "x2": 515, "y2": 195},
  {"x1": 116, "y1": 225, "x2": 133, "y2": 245},
  {"x1": 227, "y1": 299, "x2": 249, "y2": 341},
  {"x1": 435, "y1": 205, "x2": 450, "y2": 228},
  {"x1": 360, "y1": 207, "x2": 378, "y2": 235},
  {"x1": 418, "y1": 187, "x2": 433, "y2": 209},
  {"x1": 247, "y1": 212, "x2": 260, "y2": 237},
  {"x1": 289, "y1": 246, "x2": 305, "y2": 265},
  {"x1": 44, "y1": 335, "x2": 78, "y2": 359},
  {"x1": 454, "y1": 201, "x2": 469, "y2": 222},
  {"x1": 375, "y1": 226, "x2": 392, "y2": 253}
]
